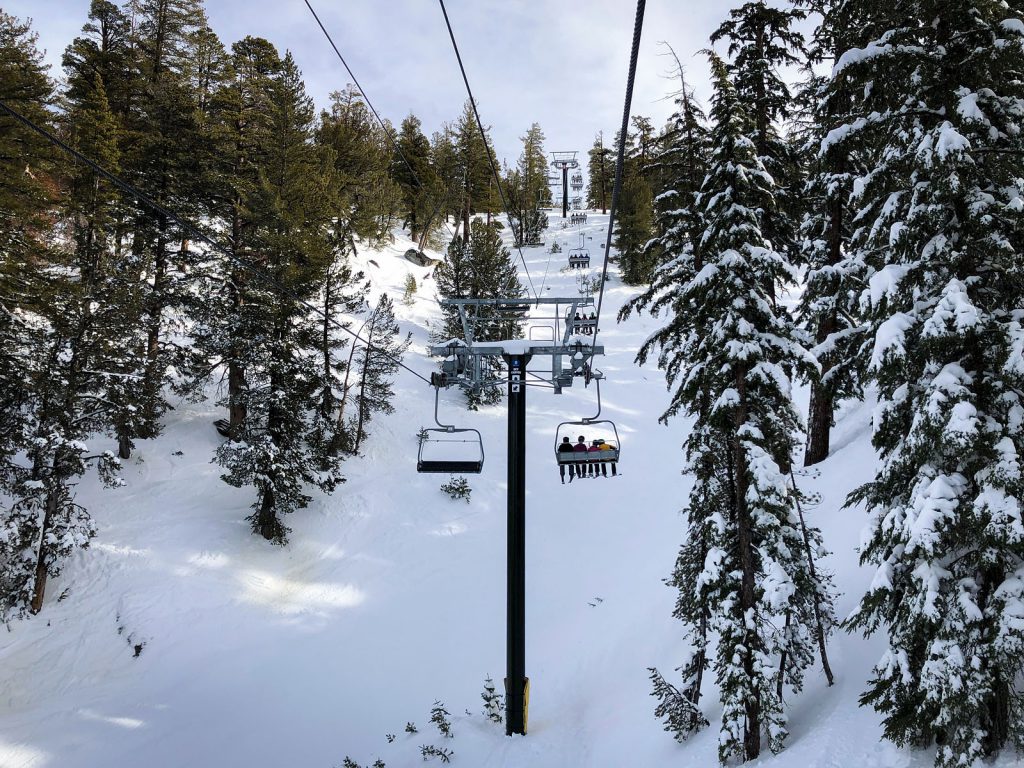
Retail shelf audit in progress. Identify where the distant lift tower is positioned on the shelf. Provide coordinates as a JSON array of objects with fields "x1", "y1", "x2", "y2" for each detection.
[{"x1": 550, "y1": 151, "x2": 579, "y2": 219}]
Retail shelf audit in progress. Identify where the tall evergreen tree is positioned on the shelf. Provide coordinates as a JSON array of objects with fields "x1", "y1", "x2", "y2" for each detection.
[
  {"x1": 120, "y1": 0, "x2": 209, "y2": 450},
  {"x1": 392, "y1": 113, "x2": 438, "y2": 246},
  {"x1": 711, "y1": 1, "x2": 806, "y2": 275},
  {"x1": 586, "y1": 132, "x2": 613, "y2": 213},
  {"x1": 624, "y1": 55, "x2": 834, "y2": 763},
  {"x1": 453, "y1": 101, "x2": 501, "y2": 238},
  {"x1": 507, "y1": 123, "x2": 550, "y2": 245},
  {"x1": 615, "y1": 116, "x2": 659, "y2": 285},
  {"x1": 644, "y1": 54, "x2": 709, "y2": 286},
  {"x1": 213, "y1": 51, "x2": 342, "y2": 544},
  {"x1": 1, "y1": 33, "x2": 128, "y2": 616},
  {"x1": 792, "y1": 0, "x2": 885, "y2": 466},
  {"x1": 349, "y1": 294, "x2": 411, "y2": 454},
  {"x1": 839, "y1": 4, "x2": 1024, "y2": 764}
]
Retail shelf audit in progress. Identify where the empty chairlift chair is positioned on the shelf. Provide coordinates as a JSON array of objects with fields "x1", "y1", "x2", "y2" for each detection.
[{"x1": 417, "y1": 379, "x2": 484, "y2": 474}]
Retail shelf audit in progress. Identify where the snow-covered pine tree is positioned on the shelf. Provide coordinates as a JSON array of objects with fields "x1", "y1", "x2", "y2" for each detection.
[
  {"x1": 711, "y1": 1, "x2": 806, "y2": 279},
  {"x1": 0, "y1": 11, "x2": 54, "y2": 495},
  {"x1": 453, "y1": 101, "x2": 501, "y2": 238},
  {"x1": 349, "y1": 294, "x2": 411, "y2": 454},
  {"x1": 642, "y1": 47, "x2": 709, "y2": 293},
  {"x1": 120, "y1": 0, "x2": 211, "y2": 448},
  {"x1": 195, "y1": 35, "x2": 282, "y2": 439},
  {"x1": 624, "y1": 54, "x2": 834, "y2": 764},
  {"x1": 429, "y1": 124, "x2": 462, "y2": 236},
  {"x1": 791, "y1": 0, "x2": 889, "y2": 466},
  {"x1": 318, "y1": 85, "x2": 401, "y2": 249},
  {"x1": 507, "y1": 123, "x2": 550, "y2": 245},
  {"x1": 214, "y1": 51, "x2": 342, "y2": 544},
  {"x1": 318, "y1": 249, "x2": 366, "y2": 458},
  {"x1": 839, "y1": 3, "x2": 1024, "y2": 764}
]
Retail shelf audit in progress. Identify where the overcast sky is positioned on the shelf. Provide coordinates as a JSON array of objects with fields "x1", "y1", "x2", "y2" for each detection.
[{"x1": 13, "y1": 1, "x2": 743, "y2": 179}]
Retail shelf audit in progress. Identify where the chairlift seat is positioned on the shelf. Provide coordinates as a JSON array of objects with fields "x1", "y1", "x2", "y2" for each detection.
[
  {"x1": 568, "y1": 248, "x2": 591, "y2": 268},
  {"x1": 554, "y1": 416, "x2": 621, "y2": 467},
  {"x1": 418, "y1": 458, "x2": 484, "y2": 473},
  {"x1": 417, "y1": 427, "x2": 484, "y2": 474},
  {"x1": 556, "y1": 448, "x2": 619, "y2": 464}
]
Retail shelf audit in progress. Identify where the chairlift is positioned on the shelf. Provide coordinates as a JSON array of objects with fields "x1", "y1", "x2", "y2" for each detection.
[
  {"x1": 417, "y1": 379, "x2": 484, "y2": 474},
  {"x1": 554, "y1": 380, "x2": 620, "y2": 469},
  {"x1": 567, "y1": 310, "x2": 597, "y2": 334},
  {"x1": 568, "y1": 248, "x2": 590, "y2": 269}
]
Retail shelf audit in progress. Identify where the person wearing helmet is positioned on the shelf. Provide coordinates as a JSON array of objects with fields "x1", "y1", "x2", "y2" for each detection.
[
  {"x1": 573, "y1": 435, "x2": 588, "y2": 481},
  {"x1": 598, "y1": 438, "x2": 617, "y2": 477},
  {"x1": 587, "y1": 438, "x2": 604, "y2": 477}
]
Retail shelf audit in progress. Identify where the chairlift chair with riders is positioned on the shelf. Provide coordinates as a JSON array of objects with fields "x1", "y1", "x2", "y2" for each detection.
[
  {"x1": 417, "y1": 374, "x2": 484, "y2": 474},
  {"x1": 554, "y1": 378, "x2": 620, "y2": 470},
  {"x1": 568, "y1": 248, "x2": 590, "y2": 269}
]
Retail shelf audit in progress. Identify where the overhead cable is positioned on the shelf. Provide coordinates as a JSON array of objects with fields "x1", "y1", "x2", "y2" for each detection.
[
  {"x1": 303, "y1": 0, "x2": 456, "y2": 241},
  {"x1": 436, "y1": 0, "x2": 539, "y2": 302},
  {"x1": 592, "y1": 0, "x2": 647, "y2": 352}
]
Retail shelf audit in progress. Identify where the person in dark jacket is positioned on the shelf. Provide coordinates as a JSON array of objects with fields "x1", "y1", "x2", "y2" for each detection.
[
  {"x1": 573, "y1": 435, "x2": 588, "y2": 481},
  {"x1": 557, "y1": 436, "x2": 576, "y2": 483}
]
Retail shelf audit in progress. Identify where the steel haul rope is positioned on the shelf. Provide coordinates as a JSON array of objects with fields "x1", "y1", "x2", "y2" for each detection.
[
  {"x1": 592, "y1": 0, "x2": 647, "y2": 353},
  {"x1": 437, "y1": 0, "x2": 539, "y2": 303}
]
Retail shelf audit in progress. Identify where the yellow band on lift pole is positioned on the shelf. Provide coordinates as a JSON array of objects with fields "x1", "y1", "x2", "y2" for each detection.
[{"x1": 523, "y1": 677, "x2": 530, "y2": 734}]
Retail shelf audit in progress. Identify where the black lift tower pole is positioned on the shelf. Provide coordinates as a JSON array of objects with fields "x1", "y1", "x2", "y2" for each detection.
[
  {"x1": 431, "y1": 304, "x2": 604, "y2": 736},
  {"x1": 549, "y1": 152, "x2": 579, "y2": 220},
  {"x1": 504, "y1": 352, "x2": 529, "y2": 735}
]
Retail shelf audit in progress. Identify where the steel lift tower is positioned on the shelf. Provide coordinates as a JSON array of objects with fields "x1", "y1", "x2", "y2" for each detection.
[
  {"x1": 427, "y1": 297, "x2": 605, "y2": 735},
  {"x1": 550, "y1": 151, "x2": 579, "y2": 220}
]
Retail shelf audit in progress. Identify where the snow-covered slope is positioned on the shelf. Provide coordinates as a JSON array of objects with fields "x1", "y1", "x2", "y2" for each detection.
[{"x1": 0, "y1": 215, "x2": 1015, "y2": 768}]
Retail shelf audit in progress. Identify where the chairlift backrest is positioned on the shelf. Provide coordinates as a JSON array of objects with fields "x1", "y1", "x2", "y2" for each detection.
[
  {"x1": 553, "y1": 419, "x2": 620, "y2": 463},
  {"x1": 417, "y1": 427, "x2": 484, "y2": 473},
  {"x1": 417, "y1": 382, "x2": 485, "y2": 473}
]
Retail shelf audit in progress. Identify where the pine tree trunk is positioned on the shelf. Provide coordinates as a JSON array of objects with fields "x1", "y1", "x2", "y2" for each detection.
[
  {"x1": 805, "y1": 150, "x2": 845, "y2": 466},
  {"x1": 804, "y1": 355, "x2": 834, "y2": 466},
  {"x1": 978, "y1": 563, "x2": 1009, "y2": 755},
  {"x1": 321, "y1": 275, "x2": 334, "y2": 417},
  {"x1": 256, "y1": 486, "x2": 276, "y2": 541},
  {"x1": 118, "y1": 433, "x2": 132, "y2": 460},
  {"x1": 29, "y1": 486, "x2": 59, "y2": 614},
  {"x1": 228, "y1": 207, "x2": 246, "y2": 438},
  {"x1": 732, "y1": 374, "x2": 761, "y2": 761},
  {"x1": 776, "y1": 609, "x2": 792, "y2": 699},
  {"x1": 330, "y1": 328, "x2": 363, "y2": 456}
]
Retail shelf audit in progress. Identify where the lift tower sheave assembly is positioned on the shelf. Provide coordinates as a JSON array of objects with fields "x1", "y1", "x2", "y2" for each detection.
[{"x1": 550, "y1": 151, "x2": 579, "y2": 219}]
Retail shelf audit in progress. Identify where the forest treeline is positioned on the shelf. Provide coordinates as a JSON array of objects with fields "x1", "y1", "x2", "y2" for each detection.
[
  {"x1": 0, "y1": 0, "x2": 545, "y2": 620},
  {"x1": 609, "y1": 2, "x2": 1024, "y2": 767}
]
